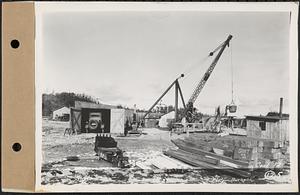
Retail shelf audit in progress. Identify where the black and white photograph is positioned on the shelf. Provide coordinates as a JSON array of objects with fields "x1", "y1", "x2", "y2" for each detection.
[{"x1": 35, "y1": 2, "x2": 298, "y2": 192}]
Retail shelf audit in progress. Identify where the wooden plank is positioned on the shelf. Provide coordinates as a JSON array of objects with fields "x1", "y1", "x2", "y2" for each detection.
[
  {"x1": 150, "y1": 155, "x2": 192, "y2": 169},
  {"x1": 172, "y1": 139, "x2": 249, "y2": 167},
  {"x1": 163, "y1": 150, "x2": 206, "y2": 168},
  {"x1": 261, "y1": 152, "x2": 282, "y2": 160},
  {"x1": 169, "y1": 149, "x2": 219, "y2": 165},
  {"x1": 177, "y1": 139, "x2": 213, "y2": 152},
  {"x1": 263, "y1": 147, "x2": 281, "y2": 153},
  {"x1": 163, "y1": 150, "x2": 251, "y2": 178},
  {"x1": 219, "y1": 160, "x2": 240, "y2": 168},
  {"x1": 164, "y1": 150, "x2": 220, "y2": 168},
  {"x1": 233, "y1": 147, "x2": 252, "y2": 161},
  {"x1": 239, "y1": 140, "x2": 258, "y2": 148},
  {"x1": 263, "y1": 140, "x2": 277, "y2": 147},
  {"x1": 156, "y1": 155, "x2": 193, "y2": 169},
  {"x1": 135, "y1": 161, "x2": 154, "y2": 169}
]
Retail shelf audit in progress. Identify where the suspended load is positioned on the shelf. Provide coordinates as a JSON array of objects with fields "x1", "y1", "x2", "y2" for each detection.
[
  {"x1": 228, "y1": 103, "x2": 237, "y2": 113},
  {"x1": 227, "y1": 35, "x2": 237, "y2": 114}
]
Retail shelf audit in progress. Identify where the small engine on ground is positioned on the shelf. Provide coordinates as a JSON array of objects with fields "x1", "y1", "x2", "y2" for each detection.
[{"x1": 94, "y1": 134, "x2": 130, "y2": 168}]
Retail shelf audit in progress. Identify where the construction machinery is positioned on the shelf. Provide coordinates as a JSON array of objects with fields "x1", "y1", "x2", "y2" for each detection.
[
  {"x1": 185, "y1": 34, "x2": 233, "y2": 122},
  {"x1": 143, "y1": 35, "x2": 234, "y2": 124}
]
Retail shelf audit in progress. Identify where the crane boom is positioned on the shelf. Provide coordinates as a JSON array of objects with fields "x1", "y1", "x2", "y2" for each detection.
[
  {"x1": 188, "y1": 35, "x2": 233, "y2": 104},
  {"x1": 143, "y1": 35, "x2": 233, "y2": 123}
]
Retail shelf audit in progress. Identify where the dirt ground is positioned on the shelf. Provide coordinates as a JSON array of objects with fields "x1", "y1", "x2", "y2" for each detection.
[{"x1": 41, "y1": 120, "x2": 291, "y2": 185}]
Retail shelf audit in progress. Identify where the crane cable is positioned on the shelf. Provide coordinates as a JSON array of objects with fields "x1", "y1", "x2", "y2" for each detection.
[
  {"x1": 211, "y1": 40, "x2": 227, "y2": 55},
  {"x1": 180, "y1": 55, "x2": 209, "y2": 82},
  {"x1": 230, "y1": 40, "x2": 234, "y2": 105},
  {"x1": 181, "y1": 40, "x2": 226, "y2": 82}
]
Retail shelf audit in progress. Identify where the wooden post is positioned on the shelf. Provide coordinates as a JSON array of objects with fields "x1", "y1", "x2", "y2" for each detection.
[
  {"x1": 175, "y1": 81, "x2": 179, "y2": 122},
  {"x1": 143, "y1": 75, "x2": 184, "y2": 120},
  {"x1": 70, "y1": 108, "x2": 74, "y2": 129},
  {"x1": 279, "y1": 97, "x2": 283, "y2": 118},
  {"x1": 143, "y1": 80, "x2": 177, "y2": 119},
  {"x1": 187, "y1": 126, "x2": 189, "y2": 137},
  {"x1": 176, "y1": 80, "x2": 186, "y2": 109}
]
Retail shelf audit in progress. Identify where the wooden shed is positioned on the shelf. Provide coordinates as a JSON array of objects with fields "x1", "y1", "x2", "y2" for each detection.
[
  {"x1": 70, "y1": 101, "x2": 125, "y2": 134},
  {"x1": 245, "y1": 114, "x2": 289, "y2": 141}
]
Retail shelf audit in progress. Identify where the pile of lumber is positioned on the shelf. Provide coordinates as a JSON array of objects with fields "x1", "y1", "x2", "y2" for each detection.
[
  {"x1": 164, "y1": 133, "x2": 289, "y2": 177},
  {"x1": 135, "y1": 154, "x2": 193, "y2": 173},
  {"x1": 252, "y1": 140, "x2": 289, "y2": 169},
  {"x1": 164, "y1": 139, "x2": 251, "y2": 178}
]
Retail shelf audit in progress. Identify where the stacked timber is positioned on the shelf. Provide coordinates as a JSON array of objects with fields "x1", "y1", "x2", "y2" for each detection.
[
  {"x1": 231, "y1": 139, "x2": 289, "y2": 169},
  {"x1": 165, "y1": 139, "x2": 251, "y2": 178},
  {"x1": 253, "y1": 141, "x2": 289, "y2": 169},
  {"x1": 164, "y1": 133, "x2": 289, "y2": 177}
]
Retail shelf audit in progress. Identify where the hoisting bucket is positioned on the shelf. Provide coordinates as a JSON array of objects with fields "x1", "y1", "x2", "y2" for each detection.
[{"x1": 228, "y1": 104, "x2": 237, "y2": 113}]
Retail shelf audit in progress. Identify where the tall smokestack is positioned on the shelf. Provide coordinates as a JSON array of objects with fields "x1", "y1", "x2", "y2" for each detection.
[{"x1": 279, "y1": 98, "x2": 283, "y2": 118}]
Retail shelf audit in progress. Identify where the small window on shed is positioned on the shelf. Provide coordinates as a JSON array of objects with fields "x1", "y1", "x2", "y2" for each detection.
[{"x1": 259, "y1": 121, "x2": 266, "y2": 131}]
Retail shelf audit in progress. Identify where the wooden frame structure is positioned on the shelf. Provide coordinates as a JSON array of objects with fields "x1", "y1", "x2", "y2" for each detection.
[{"x1": 143, "y1": 74, "x2": 186, "y2": 122}]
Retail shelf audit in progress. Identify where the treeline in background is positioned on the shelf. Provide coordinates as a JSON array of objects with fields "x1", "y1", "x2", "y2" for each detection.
[{"x1": 42, "y1": 92, "x2": 98, "y2": 116}]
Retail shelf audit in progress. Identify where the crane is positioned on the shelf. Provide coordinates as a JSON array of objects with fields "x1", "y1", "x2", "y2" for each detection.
[
  {"x1": 185, "y1": 35, "x2": 233, "y2": 122},
  {"x1": 142, "y1": 35, "x2": 233, "y2": 124}
]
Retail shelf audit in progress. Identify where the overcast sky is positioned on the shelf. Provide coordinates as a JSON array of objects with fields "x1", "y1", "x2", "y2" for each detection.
[{"x1": 41, "y1": 11, "x2": 290, "y2": 115}]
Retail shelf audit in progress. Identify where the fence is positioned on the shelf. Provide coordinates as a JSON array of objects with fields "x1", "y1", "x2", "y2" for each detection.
[{"x1": 172, "y1": 122, "x2": 205, "y2": 135}]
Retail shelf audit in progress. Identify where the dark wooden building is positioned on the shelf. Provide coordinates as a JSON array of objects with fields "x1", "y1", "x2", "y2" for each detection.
[{"x1": 246, "y1": 114, "x2": 289, "y2": 141}]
